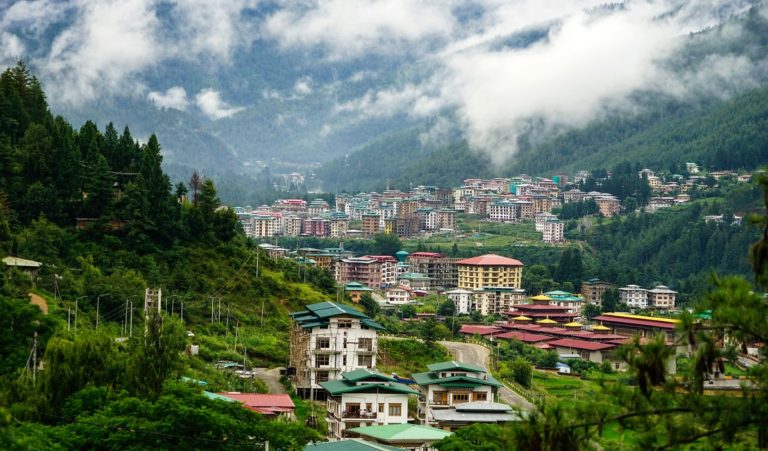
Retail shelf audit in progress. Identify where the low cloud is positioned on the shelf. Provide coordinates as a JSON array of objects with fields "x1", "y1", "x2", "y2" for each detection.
[
  {"x1": 263, "y1": 0, "x2": 459, "y2": 59},
  {"x1": 148, "y1": 86, "x2": 189, "y2": 110},
  {"x1": 195, "y1": 88, "x2": 245, "y2": 120},
  {"x1": 294, "y1": 77, "x2": 313, "y2": 96}
]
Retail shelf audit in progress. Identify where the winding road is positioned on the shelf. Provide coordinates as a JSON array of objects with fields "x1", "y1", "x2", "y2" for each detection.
[{"x1": 440, "y1": 340, "x2": 534, "y2": 412}]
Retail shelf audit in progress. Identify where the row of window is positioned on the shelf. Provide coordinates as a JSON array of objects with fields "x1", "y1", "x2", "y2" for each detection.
[
  {"x1": 315, "y1": 354, "x2": 373, "y2": 367},
  {"x1": 316, "y1": 337, "x2": 374, "y2": 350}
]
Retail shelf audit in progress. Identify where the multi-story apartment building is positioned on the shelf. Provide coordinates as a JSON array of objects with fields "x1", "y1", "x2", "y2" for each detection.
[
  {"x1": 595, "y1": 195, "x2": 621, "y2": 217},
  {"x1": 648, "y1": 285, "x2": 677, "y2": 309},
  {"x1": 407, "y1": 252, "x2": 458, "y2": 290},
  {"x1": 562, "y1": 189, "x2": 587, "y2": 204},
  {"x1": 303, "y1": 218, "x2": 331, "y2": 237},
  {"x1": 289, "y1": 302, "x2": 383, "y2": 398},
  {"x1": 446, "y1": 289, "x2": 473, "y2": 315},
  {"x1": 457, "y1": 254, "x2": 523, "y2": 290},
  {"x1": 251, "y1": 215, "x2": 277, "y2": 237},
  {"x1": 581, "y1": 279, "x2": 613, "y2": 307},
  {"x1": 322, "y1": 369, "x2": 419, "y2": 439},
  {"x1": 361, "y1": 213, "x2": 381, "y2": 237},
  {"x1": 534, "y1": 212, "x2": 558, "y2": 231},
  {"x1": 281, "y1": 215, "x2": 304, "y2": 237},
  {"x1": 619, "y1": 284, "x2": 648, "y2": 309},
  {"x1": 435, "y1": 209, "x2": 457, "y2": 230},
  {"x1": 488, "y1": 200, "x2": 519, "y2": 223},
  {"x1": 336, "y1": 256, "x2": 397, "y2": 289},
  {"x1": 472, "y1": 287, "x2": 527, "y2": 315},
  {"x1": 308, "y1": 198, "x2": 330, "y2": 217},
  {"x1": 541, "y1": 220, "x2": 564, "y2": 243}
]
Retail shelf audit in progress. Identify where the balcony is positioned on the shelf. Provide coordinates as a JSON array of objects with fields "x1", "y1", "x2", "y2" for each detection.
[
  {"x1": 430, "y1": 399, "x2": 449, "y2": 406},
  {"x1": 341, "y1": 410, "x2": 378, "y2": 419}
]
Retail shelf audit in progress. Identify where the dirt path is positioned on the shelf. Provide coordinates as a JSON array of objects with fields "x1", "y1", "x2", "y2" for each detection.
[
  {"x1": 252, "y1": 367, "x2": 287, "y2": 394},
  {"x1": 28, "y1": 293, "x2": 48, "y2": 314},
  {"x1": 440, "y1": 340, "x2": 534, "y2": 411}
]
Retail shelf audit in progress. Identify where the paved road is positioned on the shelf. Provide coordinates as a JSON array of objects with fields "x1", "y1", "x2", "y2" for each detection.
[{"x1": 440, "y1": 341, "x2": 534, "y2": 412}]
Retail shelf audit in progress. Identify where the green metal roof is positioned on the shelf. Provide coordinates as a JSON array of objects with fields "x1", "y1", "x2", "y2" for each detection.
[
  {"x1": 304, "y1": 439, "x2": 403, "y2": 451},
  {"x1": 343, "y1": 369, "x2": 396, "y2": 383},
  {"x1": 411, "y1": 372, "x2": 502, "y2": 388},
  {"x1": 349, "y1": 424, "x2": 451, "y2": 442},
  {"x1": 427, "y1": 361, "x2": 485, "y2": 373},
  {"x1": 320, "y1": 379, "x2": 419, "y2": 396},
  {"x1": 290, "y1": 302, "x2": 385, "y2": 330},
  {"x1": 202, "y1": 391, "x2": 237, "y2": 402}
]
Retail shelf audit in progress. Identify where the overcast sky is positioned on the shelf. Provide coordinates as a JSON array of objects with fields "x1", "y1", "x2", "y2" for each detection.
[{"x1": 1, "y1": 0, "x2": 765, "y2": 162}]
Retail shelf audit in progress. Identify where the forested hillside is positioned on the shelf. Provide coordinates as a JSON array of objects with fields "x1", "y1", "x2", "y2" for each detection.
[{"x1": 0, "y1": 63, "x2": 332, "y2": 448}]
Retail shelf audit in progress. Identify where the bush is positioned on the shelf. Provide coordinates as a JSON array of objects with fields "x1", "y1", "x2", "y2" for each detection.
[{"x1": 510, "y1": 357, "x2": 533, "y2": 388}]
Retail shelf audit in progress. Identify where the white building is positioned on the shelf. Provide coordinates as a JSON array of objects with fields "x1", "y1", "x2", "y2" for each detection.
[
  {"x1": 289, "y1": 302, "x2": 384, "y2": 398},
  {"x1": 413, "y1": 361, "x2": 503, "y2": 426},
  {"x1": 648, "y1": 285, "x2": 677, "y2": 309},
  {"x1": 446, "y1": 289, "x2": 473, "y2": 315},
  {"x1": 488, "y1": 201, "x2": 519, "y2": 223},
  {"x1": 534, "y1": 212, "x2": 558, "y2": 232},
  {"x1": 619, "y1": 285, "x2": 648, "y2": 309},
  {"x1": 251, "y1": 215, "x2": 277, "y2": 238},
  {"x1": 321, "y1": 369, "x2": 419, "y2": 439},
  {"x1": 385, "y1": 286, "x2": 411, "y2": 304},
  {"x1": 541, "y1": 220, "x2": 564, "y2": 244}
]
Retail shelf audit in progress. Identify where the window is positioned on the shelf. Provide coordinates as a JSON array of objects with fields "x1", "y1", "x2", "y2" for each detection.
[
  {"x1": 358, "y1": 355, "x2": 373, "y2": 368},
  {"x1": 338, "y1": 319, "x2": 352, "y2": 328},
  {"x1": 378, "y1": 403, "x2": 384, "y2": 413},
  {"x1": 343, "y1": 355, "x2": 347, "y2": 366},
  {"x1": 366, "y1": 403, "x2": 372, "y2": 412},
  {"x1": 359, "y1": 338, "x2": 373, "y2": 351},
  {"x1": 316, "y1": 337, "x2": 330, "y2": 349},
  {"x1": 388, "y1": 403, "x2": 402, "y2": 416},
  {"x1": 473, "y1": 392, "x2": 487, "y2": 401},
  {"x1": 315, "y1": 354, "x2": 330, "y2": 366},
  {"x1": 316, "y1": 371, "x2": 329, "y2": 382},
  {"x1": 452, "y1": 393, "x2": 469, "y2": 403}
]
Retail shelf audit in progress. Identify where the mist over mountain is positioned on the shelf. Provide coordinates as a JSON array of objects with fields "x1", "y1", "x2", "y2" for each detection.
[{"x1": 1, "y1": 0, "x2": 767, "y2": 192}]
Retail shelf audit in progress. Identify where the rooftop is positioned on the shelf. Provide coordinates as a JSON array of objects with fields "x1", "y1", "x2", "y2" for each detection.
[
  {"x1": 456, "y1": 254, "x2": 523, "y2": 267},
  {"x1": 427, "y1": 360, "x2": 485, "y2": 373},
  {"x1": 547, "y1": 339, "x2": 616, "y2": 351},
  {"x1": 304, "y1": 438, "x2": 403, "y2": 451},
  {"x1": 594, "y1": 313, "x2": 680, "y2": 330},
  {"x1": 290, "y1": 302, "x2": 384, "y2": 330},
  {"x1": 348, "y1": 424, "x2": 452, "y2": 442},
  {"x1": 216, "y1": 393, "x2": 294, "y2": 415}
]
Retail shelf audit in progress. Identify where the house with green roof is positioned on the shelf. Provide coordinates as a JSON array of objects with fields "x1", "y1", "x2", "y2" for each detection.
[
  {"x1": 543, "y1": 290, "x2": 584, "y2": 315},
  {"x1": 290, "y1": 302, "x2": 385, "y2": 399},
  {"x1": 347, "y1": 424, "x2": 451, "y2": 451},
  {"x1": 304, "y1": 438, "x2": 403, "y2": 451},
  {"x1": 321, "y1": 369, "x2": 420, "y2": 439},
  {"x1": 412, "y1": 361, "x2": 502, "y2": 427}
]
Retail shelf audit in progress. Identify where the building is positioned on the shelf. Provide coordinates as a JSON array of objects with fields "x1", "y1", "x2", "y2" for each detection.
[
  {"x1": 445, "y1": 289, "x2": 473, "y2": 315},
  {"x1": 214, "y1": 393, "x2": 295, "y2": 418},
  {"x1": 251, "y1": 215, "x2": 278, "y2": 237},
  {"x1": 347, "y1": 424, "x2": 451, "y2": 450},
  {"x1": 2, "y1": 256, "x2": 42, "y2": 280},
  {"x1": 473, "y1": 287, "x2": 527, "y2": 316},
  {"x1": 362, "y1": 213, "x2": 381, "y2": 237},
  {"x1": 345, "y1": 282, "x2": 374, "y2": 303},
  {"x1": 595, "y1": 195, "x2": 621, "y2": 217},
  {"x1": 406, "y1": 252, "x2": 458, "y2": 290},
  {"x1": 430, "y1": 401, "x2": 520, "y2": 431},
  {"x1": 648, "y1": 285, "x2": 677, "y2": 309},
  {"x1": 337, "y1": 256, "x2": 397, "y2": 289},
  {"x1": 581, "y1": 279, "x2": 613, "y2": 307},
  {"x1": 541, "y1": 220, "x2": 564, "y2": 244},
  {"x1": 542, "y1": 290, "x2": 584, "y2": 315},
  {"x1": 547, "y1": 339, "x2": 617, "y2": 364},
  {"x1": 593, "y1": 312, "x2": 681, "y2": 345},
  {"x1": 618, "y1": 285, "x2": 648, "y2": 309},
  {"x1": 456, "y1": 254, "x2": 524, "y2": 290},
  {"x1": 398, "y1": 272, "x2": 431, "y2": 291},
  {"x1": 413, "y1": 361, "x2": 503, "y2": 427},
  {"x1": 488, "y1": 201, "x2": 519, "y2": 223},
  {"x1": 385, "y1": 286, "x2": 411, "y2": 304},
  {"x1": 322, "y1": 369, "x2": 420, "y2": 439},
  {"x1": 534, "y1": 213, "x2": 558, "y2": 232},
  {"x1": 289, "y1": 302, "x2": 384, "y2": 398}
]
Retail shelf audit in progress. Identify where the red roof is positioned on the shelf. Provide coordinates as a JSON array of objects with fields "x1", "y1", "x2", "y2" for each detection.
[
  {"x1": 456, "y1": 254, "x2": 523, "y2": 266},
  {"x1": 459, "y1": 325, "x2": 503, "y2": 336},
  {"x1": 511, "y1": 304, "x2": 571, "y2": 311},
  {"x1": 217, "y1": 393, "x2": 295, "y2": 415},
  {"x1": 548, "y1": 339, "x2": 616, "y2": 351},
  {"x1": 497, "y1": 331, "x2": 554, "y2": 343},
  {"x1": 594, "y1": 315, "x2": 677, "y2": 330}
]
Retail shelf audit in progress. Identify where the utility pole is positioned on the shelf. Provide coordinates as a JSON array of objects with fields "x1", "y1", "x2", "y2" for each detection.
[
  {"x1": 260, "y1": 298, "x2": 265, "y2": 328},
  {"x1": 218, "y1": 297, "x2": 222, "y2": 323},
  {"x1": 181, "y1": 302, "x2": 184, "y2": 323},
  {"x1": 211, "y1": 298, "x2": 214, "y2": 324},
  {"x1": 67, "y1": 307, "x2": 71, "y2": 332},
  {"x1": 32, "y1": 331, "x2": 37, "y2": 383},
  {"x1": 129, "y1": 301, "x2": 133, "y2": 337}
]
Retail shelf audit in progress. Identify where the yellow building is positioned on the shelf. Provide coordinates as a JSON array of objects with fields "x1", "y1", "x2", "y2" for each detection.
[{"x1": 456, "y1": 254, "x2": 524, "y2": 290}]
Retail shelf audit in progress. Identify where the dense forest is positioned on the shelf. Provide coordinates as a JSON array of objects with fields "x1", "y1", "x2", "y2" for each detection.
[{"x1": 0, "y1": 63, "x2": 333, "y2": 448}]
